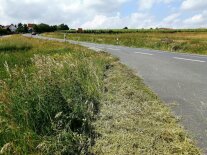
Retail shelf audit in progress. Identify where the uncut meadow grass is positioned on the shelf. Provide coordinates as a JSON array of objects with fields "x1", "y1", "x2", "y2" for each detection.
[
  {"x1": 0, "y1": 35, "x2": 111, "y2": 154},
  {"x1": 44, "y1": 31, "x2": 207, "y2": 55}
]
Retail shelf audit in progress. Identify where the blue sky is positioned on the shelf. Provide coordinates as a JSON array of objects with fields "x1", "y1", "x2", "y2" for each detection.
[{"x1": 0, "y1": 0, "x2": 207, "y2": 28}]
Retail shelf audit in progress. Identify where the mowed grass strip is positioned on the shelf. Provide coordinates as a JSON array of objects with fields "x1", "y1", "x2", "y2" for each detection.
[
  {"x1": 92, "y1": 59, "x2": 200, "y2": 154},
  {"x1": 43, "y1": 31, "x2": 207, "y2": 55}
]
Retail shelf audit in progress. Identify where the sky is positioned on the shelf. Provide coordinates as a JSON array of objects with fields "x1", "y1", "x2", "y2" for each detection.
[{"x1": 0, "y1": 0, "x2": 207, "y2": 29}]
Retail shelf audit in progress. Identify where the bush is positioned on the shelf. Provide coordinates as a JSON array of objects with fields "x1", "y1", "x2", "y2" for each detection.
[{"x1": 0, "y1": 28, "x2": 9, "y2": 35}]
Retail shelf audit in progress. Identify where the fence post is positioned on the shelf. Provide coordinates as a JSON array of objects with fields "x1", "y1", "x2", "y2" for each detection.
[
  {"x1": 117, "y1": 38, "x2": 119, "y2": 45},
  {"x1": 64, "y1": 33, "x2": 66, "y2": 42},
  {"x1": 116, "y1": 34, "x2": 119, "y2": 45}
]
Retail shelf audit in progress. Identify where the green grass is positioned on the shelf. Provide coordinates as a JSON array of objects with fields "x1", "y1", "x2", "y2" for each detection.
[
  {"x1": 0, "y1": 35, "x2": 112, "y2": 154},
  {"x1": 92, "y1": 60, "x2": 200, "y2": 154},
  {"x1": 43, "y1": 31, "x2": 207, "y2": 55},
  {"x1": 0, "y1": 35, "x2": 201, "y2": 154},
  {"x1": 61, "y1": 28, "x2": 207, "y2": 34}
]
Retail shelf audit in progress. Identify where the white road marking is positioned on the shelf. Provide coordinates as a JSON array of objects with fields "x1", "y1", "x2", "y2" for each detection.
[
  {"x1": 107, "y1": 48, "x2": 120, "y2": 51},
  {"x1": 135, "y1": 52, "x2": 154, "y2": 56},
  {"x1": 173, "y1": 57, "x2": 206, "y2": 63},
  {"x1": 89, "y1": 47, "x2": 102, "y2": 51}
]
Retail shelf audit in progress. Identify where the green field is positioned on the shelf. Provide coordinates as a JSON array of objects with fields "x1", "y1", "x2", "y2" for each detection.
[
  {"x1": 0, "y1": 36, "x2": 200, "y2": 154},
  {"x1": 44, "y1": 31, "x2": 207, "y2": 55}
]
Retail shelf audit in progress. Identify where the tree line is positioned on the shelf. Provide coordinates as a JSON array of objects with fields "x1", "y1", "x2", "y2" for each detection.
[
  {"x1": 0, "y1": 23, "x2": 69, "y2": 35},
  {"x1": 32, "y1": 23, "x2": 69, "y2": 33}
]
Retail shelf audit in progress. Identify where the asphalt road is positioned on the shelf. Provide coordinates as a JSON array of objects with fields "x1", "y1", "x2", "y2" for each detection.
[
  {"x1": 24, "y1": 34, "x2": 207, "y2": 153},
  {"x1": 0, "y1": 35, "x2": 11, "y2": 38}
]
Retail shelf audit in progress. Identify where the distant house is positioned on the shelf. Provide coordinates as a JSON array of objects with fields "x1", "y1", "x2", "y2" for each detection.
[
  {"x1": 28, "y1": 24, "x2": 35, "y2": 32},
  {"x1": 77, "y1": 28, "x2": 83, "y2": 33},
  {"x1": 5, "y1": 24, "x2": 17, "y2": 32}
]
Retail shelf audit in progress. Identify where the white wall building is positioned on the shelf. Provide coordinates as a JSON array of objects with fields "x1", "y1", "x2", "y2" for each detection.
[{"x1": 6, "y1": 24, "x2": 17, "y2": 32}]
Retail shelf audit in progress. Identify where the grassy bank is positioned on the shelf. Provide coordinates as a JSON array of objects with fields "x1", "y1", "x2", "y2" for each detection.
[
  {"x1": 43, "y1": 32, "x2": 207, "y2": 55},
  {"x1": 0, "y1": 36, "x2": 112, "y2": 154},
  {"x1": 0, "y1": 36, "x2": 200, "y2": 154}
]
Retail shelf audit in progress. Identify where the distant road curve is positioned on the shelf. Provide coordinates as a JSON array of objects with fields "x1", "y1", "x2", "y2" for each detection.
[
  {"x1": 23, "y1": 34, "x2": 207, "y2": 153},
  {"x1": 0, "y1": 35, "x2": 12, "y2": 38}
]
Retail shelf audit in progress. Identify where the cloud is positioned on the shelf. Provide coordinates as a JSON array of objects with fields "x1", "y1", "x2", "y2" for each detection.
[
  {"x1": 163, "y1": 13, "x2": 180, "y2": 22},
  {"x1": 183, "y1": 11, "x2": 207, "y2": 27},
  {"x1": 0, "y1": 0, "x2": 207, "y2": 28},
  {"x1": 0, "y1": 0, "x2": 130, "y2": 26},
  {"x1": 138, "y1": 0, "x2": 173, "y2": 10},
  {"x1": 81, "y1": 13, "x2": 154, "y2": 29},
  {"x1": 181, "y1": 0, "x2": 207, "y2": 11}
]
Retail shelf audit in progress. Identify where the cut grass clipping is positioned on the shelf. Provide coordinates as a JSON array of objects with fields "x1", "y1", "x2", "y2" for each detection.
[
  {"x1": 0, "y1": 36, "x2": 200, "y2": 154},
  {"x1": 92, "y1": 60, "x2": 200, "y2": 154}
]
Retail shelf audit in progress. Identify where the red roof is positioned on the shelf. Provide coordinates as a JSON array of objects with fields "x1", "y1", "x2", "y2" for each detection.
[{"x1": 28, "y1": 24, "x2": 35, "y2": 28}]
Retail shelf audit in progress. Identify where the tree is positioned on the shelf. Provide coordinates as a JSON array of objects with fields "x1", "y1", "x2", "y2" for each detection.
[
  {"x1": 51, "y1": 25, "x2": 58, "y2": 31},
  {"x1": 33, "y1": 23, "x2": 57, "y2": 33},
  {"x1": 16, "y1": 23, "x2": 23, "y2": 33},
  {"x1": 16, "y1": 23, "x2": 28, "y2": 33},
  {"x1": 23, "y1": 24, "x2": 28, "y2": 33},
  {"x1": 33, "y1": 24, "x2": 39, "y2": 33},
  {"x1": 58, "y1": 24, "x2": 69, "y2": 30},
  {"x1": 0, "y1": 28, "x2": 8, "y2": 35}
]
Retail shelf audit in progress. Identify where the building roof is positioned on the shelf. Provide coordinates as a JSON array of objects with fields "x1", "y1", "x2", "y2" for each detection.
[{"x1": 28, "y1": 24, "x2": 35, "y2": 28}]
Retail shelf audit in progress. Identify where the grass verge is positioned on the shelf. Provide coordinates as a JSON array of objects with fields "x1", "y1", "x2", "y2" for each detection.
[
  {"x1": 92, "y1": 56, "x2": 201, "y2": 154},
  {"x1": 0, "y1": 35, "x2": 201, "y2": 154},
  {"x1": 0, "y1": 35, "x2": 112, "y2": 154},
  {"x1": 43, "y1": 32, "x2": 207, "y2": 55}
]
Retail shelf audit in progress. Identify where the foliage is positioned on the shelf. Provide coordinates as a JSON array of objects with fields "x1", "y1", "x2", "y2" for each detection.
[
  {"x1": 0, "y1": 36, "x2": 111, "y2": 154},
  {"x1": 58, "y1": 24, "x2": 69, "y2": 30},
  {"x1": 16, "y1": 23, "x2": 28, "y2": 33},
  {"x1": 0, "y1": 28, "x2": 9, "y2": 35},
  {"x1": 32, "y1": 23, "x2": 69, "y2": 33}
]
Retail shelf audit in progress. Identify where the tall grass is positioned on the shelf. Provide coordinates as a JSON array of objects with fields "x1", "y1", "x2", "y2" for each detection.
[
  {"x1": 44, "y1": 32, "x2": 207, "y2": 55},
  {"x1": 0, "y1": 36, "x2": 111, "y2": 154},
  {"x1": 60, "y1": 28, "x2": 207, "y2": 34},
  {"x1": 0, "y1": 35, "x2": 200, "y2": 154}
]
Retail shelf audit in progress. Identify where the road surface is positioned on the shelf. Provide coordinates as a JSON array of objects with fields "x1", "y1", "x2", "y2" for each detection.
[
  {"x1": 0, "y1": 35, "x2": 11, "y2": 38},
  {"x1": 24, "y1": 34, "x2": 207, "y2": 153}
]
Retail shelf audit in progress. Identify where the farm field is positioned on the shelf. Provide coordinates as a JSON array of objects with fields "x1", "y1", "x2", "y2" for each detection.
[
  {"x1": 0, "y1": 35, "x2": 200, "y2": 154},
  {"x1": 43, "y1": 31, "x2": 207, "y2": 55}
]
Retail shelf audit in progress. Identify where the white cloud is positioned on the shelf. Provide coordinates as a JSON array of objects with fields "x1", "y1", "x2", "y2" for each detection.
[
  {"x1": 181, "y1": 0, "x2": 207, "y2": 11},
  {"x1": 184, "y1": 11, "x2": 207, "y2": 27},
  {"x1": 184, "y1": 15, "x2": 204, "y2": 24},
  {"x1": 138, "y1": 0, "x2": 173, "y2": 10},
  {"x1": 81, "y1": 13, "x2": 154, "y2": 29},
  {"x1": 163, "y1": 13, "x2": 180, "y2": 22},
  {"x1": 0, "y1": 0, "x2": 130, "y2": 27},
  {"x1": 155, "y1": 13, "x2": 181, "y2": 28},
  {"x1": 0, "y1": 0, "x2": 207, "y2": 28}
]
